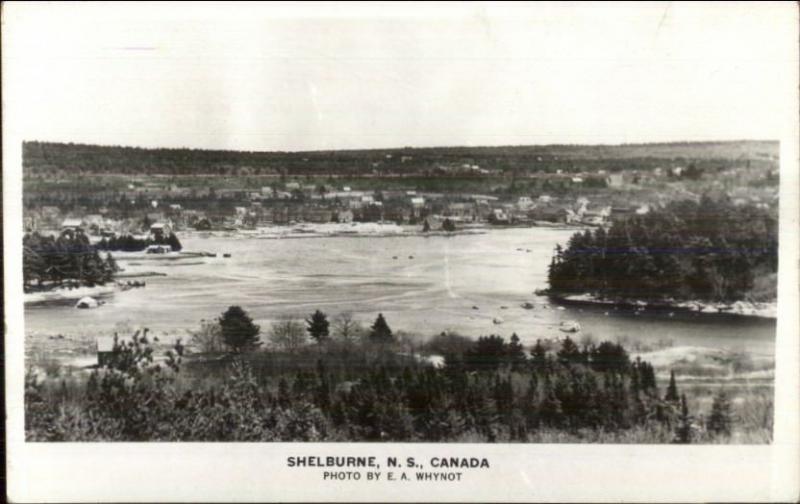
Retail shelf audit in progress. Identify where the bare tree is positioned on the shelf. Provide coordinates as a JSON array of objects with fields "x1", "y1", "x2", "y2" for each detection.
[
  {"x1": 189, "y1": 319, "x2": 224, "y2": 354},
  {"x1": 269, "y1": 318, "x2": 307, "y2": 352},
  {"x1": 332, "y1": 312, "x2": 363, "y2": 343}
]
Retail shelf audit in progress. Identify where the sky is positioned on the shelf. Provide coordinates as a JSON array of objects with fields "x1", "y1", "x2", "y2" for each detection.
[{"x1": 3, "y1": 2, "x2": 797, "y2": 152}]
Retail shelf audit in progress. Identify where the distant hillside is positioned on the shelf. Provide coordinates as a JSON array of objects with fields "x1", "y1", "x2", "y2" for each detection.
[{"x1": 23, "y1": 140, "x2": 778, "y2": 177}]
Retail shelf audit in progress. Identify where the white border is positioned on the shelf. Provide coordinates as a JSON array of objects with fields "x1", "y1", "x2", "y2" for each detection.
[{"x1": 4, "y1": 2, "x2": 799, "y2": 502}]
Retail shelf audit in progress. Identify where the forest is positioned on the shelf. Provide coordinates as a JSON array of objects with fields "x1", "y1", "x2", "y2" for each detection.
[
  {"x1": 547, "y1": 196, "x2": 778, "y2": 303},
  {"x1": 22, "y1": 140, "x2": 778, "y2": 178},
  {"x1": 23, "y1": 231, "x2": 119, "y2": 291},
  {"x1": 25, "y1": 307, "x2": 748, "y2": 443}
]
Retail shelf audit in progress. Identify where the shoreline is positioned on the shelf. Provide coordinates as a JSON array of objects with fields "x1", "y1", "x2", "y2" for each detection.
[
  {"x1": 546, "y1": 291, "x2": 777, "y2": 319},
  {"x1": 179, "y1": 222, "x2": 586, "y2": 240},
  {"x1": 24, "y1": 284, "x2": 119, "y2": 305}
]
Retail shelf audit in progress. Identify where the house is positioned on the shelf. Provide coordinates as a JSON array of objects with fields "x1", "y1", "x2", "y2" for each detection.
[
  {"x1": 61, "y1": 218, "x2": 84, "y2": 232},
  {"x1": 581, "y1": 210, "x2": 607, "y2": 226},
  {"x1": 84, "y1": 214, "x2": 104, "y2": 227},
  {"x1": 150, "y1": 222, "x2": 172, "y2": 239},
  {"x1": 446, "y1": 203, "x2": 471, "y2": 221},
  {"x1": 528, "y1": 206, "x2": 567, "y2": 224},
  {"x1": 517, "y1": 196, "x2": 534, "y2": 210},
  {"x1": 491, "y1": 208, "x2": 511, "y2": 224},
  {"x1": 470, "y1": 194, "x2": 499, "y2": 203},
  {"x1": 146, "y1": 244, "x2": 172, "y2": 254},
  {"x1": 147, "y1": 212, "x2": 165, "y2": 223},
  {"x1": 410, "y1": 197, "x2": 425, "y2": 208},
  {"x1": 285, "y1": 182, "x2": 301, "y2": 190},
  {"x1": 303, "y1": 208, "x2": 333, "y2": 223},
  {"x1": 606, "y1": 173, "x2": 624, "y2": 188},
  {"x1": 336, "y1": 210, "x2": 354, "y2": 223}
]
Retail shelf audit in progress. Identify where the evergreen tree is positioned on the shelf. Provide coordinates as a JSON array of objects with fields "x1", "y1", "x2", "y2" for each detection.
[
  {"x1": 674, "y1": 394, "x2": 693, "y2": 444},
  {"x1": 166, "y1": 232, "x2": 183, "y2": 252},
  {"x1": 218, "y1": 306, "x2": 261, "y2": 353},
  {"x1": 707, "y1": 390, "x2": 732, "y2": 437},
  {"x1": 591, "y1": 341, "x2": 629, "y2": 373},
  {"x1": 530, "y1": 339, "x2": 548, "y2": 371},
  {"x1": 557, "y1": 336, "x2": 582, "y2": 366},
  {"x1": 22, "y1": 243, "x2": 46, "y2": 289},
  {"x1": 523, "y1": 375, "x2": 540, "y2": 428},
  {"x1": 507, "y1": 333, "x2": 527, "y2": 370},
  {"x1": 539, "y1": 375, "x2": 564, "y2": 427},
  {"x1": 305, "y1": 310, "x2": 330, "y2": 344},
  {"x1": 664, "y1": 370, "x2": 679, "y2": 402},
  {"x1": 422, "y1": 219, "x2": 431, "y2": 233},
  {"x1": 639, "y1": 361, "x2": 657, "y2": 394},
  {"x1": 369, "y1": 313, "x2": 394, "y2": 344},
  {"x1": 103, "y1": 253, "x2": 119, "y2": 282},
  {"x1": 465, "y1": 335, "x2": 507, "y2": 371}
]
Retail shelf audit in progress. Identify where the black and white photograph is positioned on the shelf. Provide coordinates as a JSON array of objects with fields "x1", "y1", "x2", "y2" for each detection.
[{"x1": 4, "y1": 2, "x2": 799, "y2": 502}]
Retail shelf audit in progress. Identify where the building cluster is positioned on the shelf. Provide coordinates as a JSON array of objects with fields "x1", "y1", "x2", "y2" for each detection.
[{"x1": 23, "y1": 159, "x2": 777, "y2": 236}]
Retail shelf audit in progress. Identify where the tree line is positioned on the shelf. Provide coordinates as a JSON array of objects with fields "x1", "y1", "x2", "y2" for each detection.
[
  {"x1": 96, "y1": 231, "x2": 183, "y2": 252},
  {"x1": 24, "y1": 140, "x2": 774, "y2": 178},
  {"x1": 23, "y1": 231, "x2": 119, "y2": 291},
  {"x1": 547, "y1": 196, "x2": 778, "y2": 302}
]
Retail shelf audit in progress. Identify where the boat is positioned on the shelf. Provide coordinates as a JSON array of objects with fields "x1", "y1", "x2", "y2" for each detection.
[
  {"x1": 76, "y1": 296, "x2": 99, "y2": 309},
  {"x1": 521, "y1": 302, "x2": 535, "y2": 310},
  {"x1": 559, "y1": 320, "x2": 581, "y2": 333}
]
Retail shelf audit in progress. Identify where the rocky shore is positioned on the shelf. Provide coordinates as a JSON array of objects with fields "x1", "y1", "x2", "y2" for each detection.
[{"x1": 546, "y1": 292, "x2": 777, "y2": 319}]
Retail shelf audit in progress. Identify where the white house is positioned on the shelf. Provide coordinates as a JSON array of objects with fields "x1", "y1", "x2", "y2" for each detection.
[
  {"x1": 61, "y1": 218, "x2": 84, "y2": 232},
  {"x1": 337, "y1": 210, "x2": 354, "y2": 223},
  {"x1": 607, "y1": 173, "x2": 624, "y2": 188},
  {"x1": 517, "y1": 196, "x2": 534, "y2": 210},
  {"x1": 149, "y1": 222, "x2": 172, "y2": 239}
]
